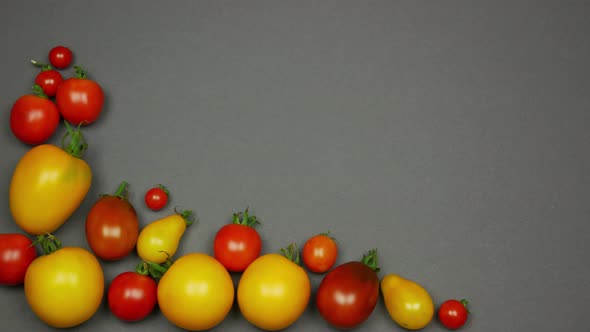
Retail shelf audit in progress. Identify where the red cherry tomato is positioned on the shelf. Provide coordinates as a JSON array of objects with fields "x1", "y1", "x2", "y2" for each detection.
[
  {"x1": 213, "y1": 209, "x2": 262, "y2": 272},
  {"x1": 9, "y1": 86, "x2": 60, "y2": 145},
  {"x1": 108, "y1": 271, "x2": 157, "y2": 322},
  {"x1": 85, "y1": 181, "x2": 139, "y2": 261},
  {"x1": 302, "y1": 232, "x2": 338, "y2": 273},
  {"x1": 0, "y1": 233, "x2": 38, "y2": 286},
  {"x1": 48, "y1": 45, "x2": 73, "y2": 69},
  {"x1": 31, "y1": 60, "x2": 63, "y2": 97},
  {"x1": 55, "y1": 65, "x2": 104, "y2": 126},
  {"x1": 438, "y1": 299, "x2": 470, "y2": 330},
  {"x1": 144, "y1": 185, "x2": 169, "y2": 211},
  {"x1": 316, "y1": 249, "x2": 380, "y2": 329}
]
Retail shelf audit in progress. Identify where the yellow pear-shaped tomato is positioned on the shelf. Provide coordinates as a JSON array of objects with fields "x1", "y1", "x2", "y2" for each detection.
[
  {"x1": 237, "y1": 244, "x2": 311, "y2": 331},
  {"x1": 381, "y1": 273, "x2": 434, "y2": 330},
  {"x1": 9, "y1": 126, "x2": 92, "y2": 235},
  {"x1": 136, "y1": 210, "x2": 193, "y2": 263}
]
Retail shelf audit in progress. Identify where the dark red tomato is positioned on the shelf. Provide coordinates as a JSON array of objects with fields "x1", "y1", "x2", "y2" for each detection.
[
  {"x1": 55, "y1": 65, "x2": 104, "y2": 125},
  {"x1": 438, "y1": 299, "x2": 470, "y2": 330},
  {"x1": 31, "y1": 60, "x2": 64, "y2": 97},
  {"x1": 316, "y1": 249, "x2": 380, "y2": 329},
  {"x1": 9, "y1": 88, "x2": 60, "y2": 145},
  {"x1": 0, "y1": 233, "x2": 38, "y2": 286},
  {"x1": 85, "y1": 181, "x2": 139, "y2": 261},
  {"x1": 144, "y1": 185, "x2": 169, "y2": 211},
  {"x1": 108, "y1": 271, "x2": 157, "y2": 322},
  {"x1": 213, "y1": 209, "x2": 262, "y2": 272},
  {"x1": 48, "y1": 45, "x2": 73, "y2": 69},
  {"x1": 302, "y1": 233, "x2": 338, "y2": 273}
]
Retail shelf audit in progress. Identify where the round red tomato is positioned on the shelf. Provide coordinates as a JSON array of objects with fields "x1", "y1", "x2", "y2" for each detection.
[
  {"x1": 55, "y1": 65, "x2": 104, "y2": 126},
  {"x1": 85, "y1": 181, "x2": 139, "y2": 261},
  {"x1": 213, "y1": 209, "x2": 262, "y2": 272},
  {"x1": 302, "y1": 233, "x2": 338, "y2": 273},
  {"x1": 10, "y1": 90, "x2": 60, "y2": 145},
  {"x1": 438, "y1": 299, "x2": 470, "y2": 330},
  {"x1": 0, "y1": 233, "x2": 38, "y2": 286},
  {"x1": 316, "y1": 249, "x2": 380, "y2": 329},
  {"x1": 144, "y1": 185, "x2": 169, "y2": 211},
  {"x1": 108, "y1": 271, "x2": 157, "y2": 322},
  {"x1": 48, "y1": 45, "x2": 73, "y2": 69}
]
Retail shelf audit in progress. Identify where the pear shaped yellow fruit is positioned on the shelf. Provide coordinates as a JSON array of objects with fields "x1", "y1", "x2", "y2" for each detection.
[
  {"x1": 380, "y1": 273, "x2": 434, "y2": 330},
  {"x1": 137, "y1": 209, "x2": 193, "y2": 264}
]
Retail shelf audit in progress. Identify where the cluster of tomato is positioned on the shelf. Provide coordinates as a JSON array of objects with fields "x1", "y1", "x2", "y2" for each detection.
[{"x1": 1, "y1": 46, "x2": 471, "y2": 331}]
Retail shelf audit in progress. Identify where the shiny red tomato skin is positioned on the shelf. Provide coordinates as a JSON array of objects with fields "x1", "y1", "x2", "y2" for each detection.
[
  {"x1": 85, "y1": 195, "x2": 139, "y2": 261},
  {"x1": 48, "y1": 46, "x2": 73, "y2": 69},
  {"x1": 213, "y1": 224, "x2": 262, "y2": 272},
  {"x1": 438, "y1": 299, "x2": 469, "y2": 330},
  {"x1": 9, "y1": 95, "x2": 60, "y2": 145},
  {"x1": 316, "y1": 261, "x2": 380, "y2": 329},
  {"x1": 144, "y1": 186, "x2": 168, "y2": 211},
  {"x1": 35, "y1": 70, "x2": 63, "y2": 97},
  {"x1": 302, "y1": 234, "x2": 338, "y2": 273},
  {"x1": 108, "y1": 272, "x2": 157, "y2": 322},
  {"x1": 56, "y1": 77, "x2": 104, "y2": 125},
  {"x1": 0, "y1": 234, "x2": 38, "y2": 286}
]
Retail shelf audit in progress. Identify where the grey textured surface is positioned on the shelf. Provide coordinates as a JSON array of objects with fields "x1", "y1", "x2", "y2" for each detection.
[{"x1": 1, "y1": 1, "x2": 589, "y2": 331}]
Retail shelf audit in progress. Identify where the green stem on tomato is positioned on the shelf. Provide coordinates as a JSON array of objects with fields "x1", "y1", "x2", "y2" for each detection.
[
  {"x1": 174, "y1": 207, "x2": 195, "y2": 226},
  {"x1": 158, "y1": 184, "x2": 169, "y2": 195},
  {"x1": 136, "y1": 258, "x2": 173, "y2": 279},
  {"x1": 30, "y1": 59, "x2": 53, "y2": 71},
  {"x1": 32, "y1": 84, "x2": 48, "y2": 99},
  {"x1": 460, "y1": 299, "x2": 471, "y2": 314},
  {"x1": 61, "y1": 121, "x2": 88, "y2": 158},
  {"x1": 114, "y1": 181, "x2": 129, "y2": 199},
  {"x1": 280, "y1": 242, "x2": 301, "y2": 265},
  {"x1": 34, "y1": 234, "x2": 63, "y2": 255},
  {"x1": 232, "y1": 207, "x2": 259, "y2": 227},
  {"x1": 73, "y1": 65, "x2": 88, "y2": 79},
  {"x1": 361, "y1": 249, "x2": 380, "y2": 273}
]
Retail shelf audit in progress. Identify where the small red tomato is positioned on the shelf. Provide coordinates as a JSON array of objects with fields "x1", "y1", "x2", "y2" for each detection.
[
  {"x1": 85, "y1": 181, "x2": 139, "y2": 261},
  {"x1": 438, "y1": 299, "x2": 470, "y2": 330},
  {"x1": 108, "y1": 271, "x2": 157, "y2": 322},
  {"x1": 213, "y1": 208, "x2": 262, "y2": 272},
  {"x1": 0, "y1": 233, "x2": 38, "y2": 286},
  {"x1": 316, "y1": 249, "x2": 380, "y2": 329},
  {"x1": 9, "y1": 86, "x2": 60, "y2": 145},
  {"x1": 31, "y1": 60, "x2": 63, "y2": 97},
  {"x1": 55, "y1": 65, "x2": 104, "y2": 126},
  {"x1": 144, "y1": 185, "x2": 169, "y2": 211},
  {"x1": 48, "y1": 45, "x2": 73, "y2": 69},
  {"x1": 302, "y1": 232, "x2": 338, "y2": 273}
]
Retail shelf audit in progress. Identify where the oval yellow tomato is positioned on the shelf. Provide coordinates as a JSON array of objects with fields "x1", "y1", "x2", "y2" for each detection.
[
  {"x1": 136, "y1": 210, "x2": 192, "y2": 264},
  {"x1": 380, "y1": 273, "x2": 434, "y2": 330},
  {"x1": 9, "y1": 141, "x2": 92, "y2": 235},
  {"x1": 24, "y1": 247, "x2": 104, "y2": 328},
  {"x1": 158, "y1": 253, "x2": 234, "y2": 331},
  {"x1": 237, "y1": 252, "x2": 311, "y2": 331}
]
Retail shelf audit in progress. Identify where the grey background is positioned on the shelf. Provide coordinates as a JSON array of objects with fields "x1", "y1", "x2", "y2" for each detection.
[{"x1": 1, "y1": 0, "x2": 589, "y2": 331}]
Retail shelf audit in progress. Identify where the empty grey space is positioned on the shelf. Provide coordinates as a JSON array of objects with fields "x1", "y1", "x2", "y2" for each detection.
[{"x1": 1, "y1": 1, "x2": 589, "y2": 331}]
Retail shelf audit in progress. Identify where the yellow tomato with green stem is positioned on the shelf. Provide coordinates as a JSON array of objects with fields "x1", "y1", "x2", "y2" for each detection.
[
  {"x1": 381, "y1": 273, "x2": 434, "y2": 330},
  {"x1": 9, "y1": 122, "x2": 92, "y2": 235},
  {"x1": 136, "y1": 209, "x2": 194, "y2": 264}
]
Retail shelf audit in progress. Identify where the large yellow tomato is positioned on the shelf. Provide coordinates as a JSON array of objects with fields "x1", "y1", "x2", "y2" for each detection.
[
  {"x1": 24, "y1": 247, "x2": 104, "y2": 328},
  {"x1": 9, "y1": 140, "x2": 92, "y2": 235},
  {"x1": 381, "y1": 273, "x2": 434, "y2": 330},
  {"x1": 157, "y1": 253, "x2": 234, "y2": 331},
  {"x1": 237, "y1": 252, "x2": 311, "y2": 331}
]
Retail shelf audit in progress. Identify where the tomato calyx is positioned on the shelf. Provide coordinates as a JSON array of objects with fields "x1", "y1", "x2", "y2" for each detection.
[
  {"x1": 99, "y1": 181, "x2": 129, "y2": 200},
  {"x1": 157, "y1": 184, "x2": 169, "y2": 195},
  {"x1": 31, "y1": 59, "x2": 54, "y2": 72},
  {"x1": 33, "y1": 233, "x2": 62, "y2": 255},
  {"x1": 61, "y1": 121, "x2": 88, "y2": 158},
  {"x1": 361, "y1": 249, "x2": 380, "y2": 272},
  {"x1": 460, "y1": 299, "x2": 471, "y2": 314},
  {"x1": 232, "y1": 208, "x2": 259, "y2": 227},
  {"x1": 136, "y1": 255, "x2": 174, "y2": 279},
  {"x1": 73, "y1": 65, "x2": 88, "y2": 79},
  {"x1": 280, "y1": 242, "x2": 301, "y2": 265},
  {"x1": 31, "y1": 84, "x2": 49, "y2": 99},
  {"x1": 173, "y1": 207, "x2": 195, "y2": 226}
]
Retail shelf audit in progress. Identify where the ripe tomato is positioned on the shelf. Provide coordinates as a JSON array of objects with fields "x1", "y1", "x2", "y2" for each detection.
[
  {"x1": 144, "y1": 184, "x2": 169, "y2": 211},
  {"x1": 213, "y1": 208, "x2": 262, "y2": 272},
  {"x1": 9, "y1": 86, "x2": 60, "y2": 145},
  {"x1": 0, "y1": 234, "x2": 37, "y2": 286},
  {"x1": 85, "y1": 181, "x2": 139, "y2": 260},
  {"x1": 56, "y1": 65, "x2": 104, "y2": 125},
  {"x1": 438, "y1": 299, "x2": 470, "y2": 330},
  {"x1": 237, "y1": 244, "x2": 311, "y2": 331},
  {"x1": 24, "y1": 239, "x2": 104, "y2": 328},
  {"x1": 48, "y1": 45, "x2": 73, "y2": 69},
  {"x1": 158, "y1": 253, "x2": 234, "y2": 331},
  {"x1": 31, "y1": 60, "x2": 63, "y2": 97},
  {"x1": 136, "y1": 210, "x2": 193, "y2": 264},
  {"x1": 381, "y1": 273, "x2": 434, "y2": 330},
  {"x1": 108, "y1": 271, "x2": 157, "y2": 322},
  {"x1": 302, "y1": 232, "x2": 338, "y2": 273},
  {"x1": 9, "y1": 124, "x2": 92, "y2": 235},
  {"x1": 316, "y1": 249, "x2": 380, "y2": 329}
]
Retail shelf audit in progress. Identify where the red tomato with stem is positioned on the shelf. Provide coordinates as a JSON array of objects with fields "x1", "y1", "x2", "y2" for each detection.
[
  {"x1": 9, "y1": 85, "x2": 60, "y2": 145},
  {"x1": 438, "y1": 299, "x2": 470, "y2": 330},
  {"x1": 0, "y1": 233, "x2": 38, "y2": 286},
  {"x1": 213, "y1": 208, "x2": 262, "y2": 272},
  {"x1": 85, "y1": 181, "x2": 139, "y2": 261},
  {"x1": 56, "y1": 65, "x2": 104, "y2": 126},
  {"x1": 144, "y1": 185, "x2": 169, "y2": 211},
  {"x1": 108, "y1": 270, "x2": 157, "y2": 322},
  {"x1": 48, "y1": 45, "x2": 73, "y2": 69},
  {"x1": 316, "y1": 249, "x2": 381, "y2": 329},
  {"x1": 31, "y1": 60, "x2": 63, "y2": 97},
  {"x1": 302, "y1": 232, "x2": 338, "y2": 273}
]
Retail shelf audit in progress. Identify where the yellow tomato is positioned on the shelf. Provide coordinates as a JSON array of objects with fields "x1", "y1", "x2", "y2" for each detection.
[
  {"x1": 24, "y1": 247, "x2": 104, "y2": 328},
  {"x1": 380, "y1": 273, "x2": 434, "y2": 330},
  {"x1": 158, "y1": 253, "x2": 234, "y2": 331},
  {"x1": 237, "y1": 253, "x2": 311, "y2": 331},
  {"x1": 136, "y1": 211, "x2": 192, "y2": 264},
  {"x1": 9, "y1": 143, "x2": 92, "y2": 235}
]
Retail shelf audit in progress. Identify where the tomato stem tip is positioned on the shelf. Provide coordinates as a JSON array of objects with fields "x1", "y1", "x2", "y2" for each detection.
[
  {"x1": 361, "y1": 249, "x2": 380, "y2": 273},
  {"x1": 280, "y1": 242, "x2": 301, "y2": 265},
  {"x1": 232, "y1": 208, "x2": 260, "y2": 227},
  {"x1": 114, "y1": 181, "x2": 129, "y2": 199},
  {"x1": 34, "y1": 233, "x2": 63, "y2": 255},
  {"x1": 61, "y1": 121, "x2": 89, "y2": 158}
]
